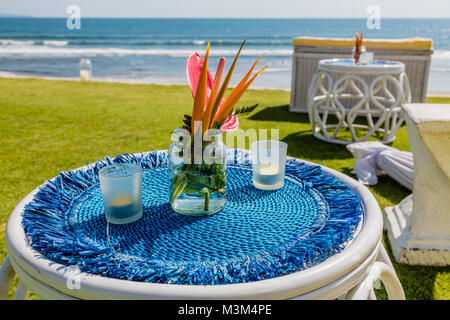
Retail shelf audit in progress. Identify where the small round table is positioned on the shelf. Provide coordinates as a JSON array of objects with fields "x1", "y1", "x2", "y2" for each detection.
[
  {"x1": 0, "y1": 150, "x2": 404, "y2": 300},
  {"x1": 307, "y1": 59, "x2": 411, "y2": 145}
]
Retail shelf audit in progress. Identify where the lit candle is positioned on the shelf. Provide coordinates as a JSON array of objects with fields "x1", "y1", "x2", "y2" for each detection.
[
  {"x1": 80, "y1": 69, "x2": 92, "y2": 81},
  {"x1": 79, "y1": 58, "x2": 92, "y2": 81},
  {"x1": 257, "y1": 165, "x2": 280, "y2": 185},
  {"x1": 99, "y1": 164, "x2": 143, "y2": 224},
  {"x1": 107, "y1": 195, "x2": 141, "y2": 221},
  {"x1": 251, "y1": 140, "x2": 288, "y2": 191}
]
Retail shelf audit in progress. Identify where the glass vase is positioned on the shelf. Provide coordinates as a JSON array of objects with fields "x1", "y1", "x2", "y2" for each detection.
[
  {"x1": 352, "y1": 45, "x2": 366, "y2": 65},
  {"x1": 168, "y1": 128, "x2": 227, "y2": 216}
]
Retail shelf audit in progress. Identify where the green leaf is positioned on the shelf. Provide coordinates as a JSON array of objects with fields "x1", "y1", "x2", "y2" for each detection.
[
  {"x1": 211, "y1": 120, "x2": 221, "y2": 129},
  {"x1": 182, "y1": 114, "x2": 192, "y2": 133},
  {"x1": 170, "y1": 174, "x2": 188, "y2": 203},
  {"x1": 203, "y1": 190, "x2": 210, "y2": 211},
  {"x1": 233, "y1": 103, "x2": 259, "y2": 116},
  {"x1": 209, "y1": 40, "x2": 247, "y2": 126},
  {"x1": 170, "y1": 163, "x2": 226, "y2": 205}
]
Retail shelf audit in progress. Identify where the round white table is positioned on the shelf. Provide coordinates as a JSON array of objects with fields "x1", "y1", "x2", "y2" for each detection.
[
  {"x1": 307, "y1": 59, "x2": 411, "y2": 145},
  {"x1": 0, "y1": 153, "x2": 405, "y2": 300}
]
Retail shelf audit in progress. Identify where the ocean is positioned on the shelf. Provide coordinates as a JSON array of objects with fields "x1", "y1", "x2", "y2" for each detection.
[{"x1": 1, "y1": 18, "x2": 450, "y2": 92}]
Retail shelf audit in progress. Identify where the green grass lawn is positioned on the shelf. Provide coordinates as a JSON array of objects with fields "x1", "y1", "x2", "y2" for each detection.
[{"x1": 0, "y1": 78, "x2": 449, "y2": 300}]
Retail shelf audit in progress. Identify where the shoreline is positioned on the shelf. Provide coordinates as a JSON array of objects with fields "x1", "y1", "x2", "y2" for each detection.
[
  {"x1": 0, "y1": 74, "x2": 292, "y2": 92},
  {"x1": 0, "y1": 74, "x2": 448, "y2": 96}
]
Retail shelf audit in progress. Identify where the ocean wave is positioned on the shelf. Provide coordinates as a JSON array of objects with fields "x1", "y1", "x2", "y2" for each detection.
[
  {"x1": 431, "y1": 67, "x2": 450, "y2": 72},
  {"x1": 0, "y1": 38, "x2": 291, "y2": 47},
  {"x1": 263, "y1": 67, "x2": 292, "y2": 73},
  {"x1": 0, "y1": 70, "x2": 19, "y2": 77},
  {"x1": 0, "y1": 46, "x2": 293, "y2": 57},
  {"x1": 41, "y1": 40, "x2": 69, "y2": 46},
  {"x1": 161, "y1": 39, "x2": 290, "y2": 46},
  {"x1": 0, "y1": 39, "x2": 34, "y2": 46},
  {"x1": 0, "y1": 39, "x2": 69, "y2": 46},
  {"x1": 433, "y1": 50, "x2": 450, "y2": 60}
]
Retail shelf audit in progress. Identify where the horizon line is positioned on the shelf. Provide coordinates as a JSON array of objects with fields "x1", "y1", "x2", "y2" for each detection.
[{"x1": 2, "y1": 16, "x2": 450, "y2": 20}]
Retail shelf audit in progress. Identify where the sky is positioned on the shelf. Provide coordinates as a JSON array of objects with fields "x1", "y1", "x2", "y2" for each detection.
[{"x1": 1, "y1": 0, "x2": 450, "y2": 18}]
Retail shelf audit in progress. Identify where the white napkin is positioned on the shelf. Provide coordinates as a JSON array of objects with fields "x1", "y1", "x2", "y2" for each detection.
[{"x1": 346, "y1": 141, "x2": 413, "y2": 190}]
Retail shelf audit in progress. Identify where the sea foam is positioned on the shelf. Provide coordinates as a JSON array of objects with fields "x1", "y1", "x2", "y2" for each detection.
[{"x1": 0, "y1": 45, "x2": 293, "y2": 57}]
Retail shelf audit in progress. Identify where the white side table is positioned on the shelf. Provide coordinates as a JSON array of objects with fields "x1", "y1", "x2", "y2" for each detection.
[
  {"x1": 0, "y1": 152, "x2": 405, "y2": 300},
  {"x1": 307, "y1": 59, "x2": 411, "y2": 144}
]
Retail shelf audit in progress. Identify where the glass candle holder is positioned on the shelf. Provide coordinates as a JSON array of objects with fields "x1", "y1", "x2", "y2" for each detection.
[
  {"x1": 251, "y1": 140, "x2": 288, "y2": 190},
  {"x1": 360, "y1": 51, "x2": 374, "y2": 65},
  {"x1": 99, "y1": 164, "x2": 143, "y2": 224},
  {"x1": 79, "y1": 58, "x2": 92, "y2": 81}
]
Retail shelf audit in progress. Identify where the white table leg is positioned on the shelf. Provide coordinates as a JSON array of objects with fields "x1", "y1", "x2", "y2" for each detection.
[
  {"x1": 14, "y1": 281, "x2": 29, "y2": 300},
  {"x1": 376, "y1": 244, "x2": 396, "y2": 270},
  {"x1": 345, "y1": 261, "x2": 405, "y2": 300},
  {"x1": 0, "y1": 255, "x2": 16, "y2": 300},
  {"x1": 368, "y1": 289, "x2": 377, "y2": 300},
  {"x1": 307, "y1": 67, "x2": 409, "y2": 145}
]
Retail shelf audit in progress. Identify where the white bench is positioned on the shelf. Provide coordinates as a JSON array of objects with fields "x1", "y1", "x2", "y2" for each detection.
[{"x1": 384, "y1": 104, "x2": 450, "y2": 266}]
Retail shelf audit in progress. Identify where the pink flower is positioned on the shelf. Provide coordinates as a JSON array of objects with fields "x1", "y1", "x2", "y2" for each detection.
[
  {"x1": 221, "y1": 115, "x2": 239, "y2": 133},
  {"x1": 186, "y1": 53, "x2": 214, "y2": 101},
  {"x1": 186, "y1": 54, "x2": 239, "y2": 132}
]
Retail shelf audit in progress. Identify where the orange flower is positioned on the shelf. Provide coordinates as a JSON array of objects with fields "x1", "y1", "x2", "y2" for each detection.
[{"x1": 186, "y1": 40, "x2": 266, "y2": 134}]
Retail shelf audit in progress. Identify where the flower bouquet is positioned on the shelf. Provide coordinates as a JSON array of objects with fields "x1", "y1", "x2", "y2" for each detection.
[
  {"x1": 168, "y1": 40, "x2": 266, "y2": 216},
  {"x1": 353, "y1": 31, "x2": 365, "y2": 64}
]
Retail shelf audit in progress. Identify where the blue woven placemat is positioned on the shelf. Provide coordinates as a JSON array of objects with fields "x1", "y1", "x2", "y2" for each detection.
[{"x1": 22, "y1": 149, "x2": 363, "y2": 285}]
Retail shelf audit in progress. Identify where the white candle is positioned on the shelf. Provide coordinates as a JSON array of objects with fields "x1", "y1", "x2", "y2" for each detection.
[
  {"x1": 80, "y1": 70, "x2": 92, "y2": 81},
  {"x1": 251, "y1": 140, "x2": 288, "y2": 191},
  {"x1": 259, "y1": 165, "x2": 279, "y2": 175},
  {"x1": 254, "y1": 165, "x2": 282, "y2": 188},
  {"x1": 99, "y1": 163, "x2": 143, "y2": 224}
]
